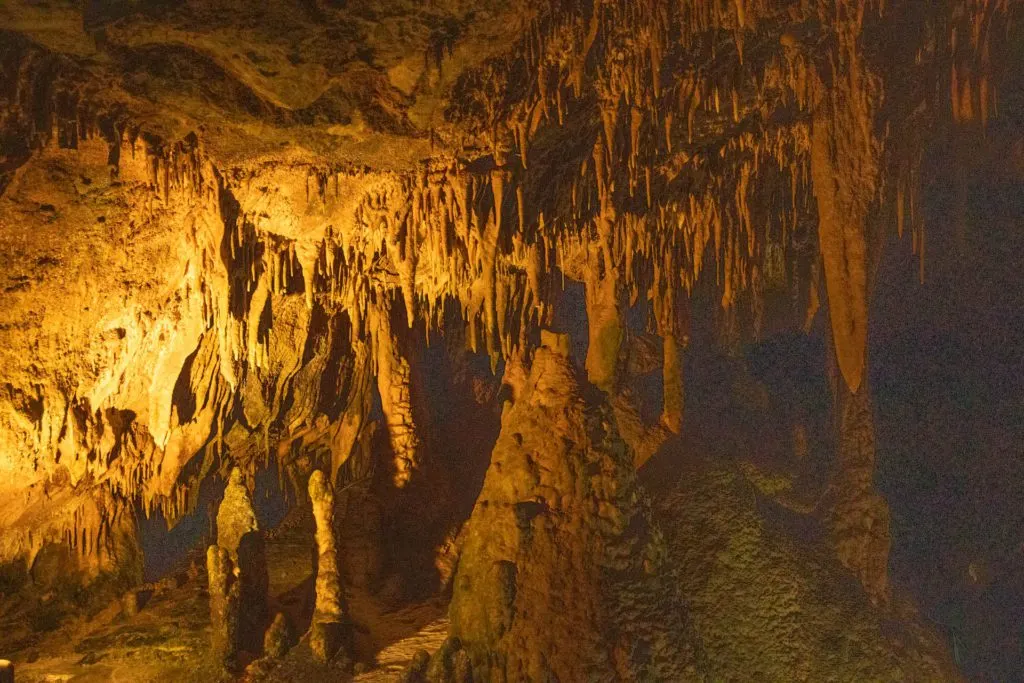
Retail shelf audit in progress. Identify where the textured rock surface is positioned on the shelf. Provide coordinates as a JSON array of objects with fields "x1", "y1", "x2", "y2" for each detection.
[
  {"x1": 207, "y1": 544, "x2": 240, "y2": 668},
  {"x1": 0, "y1": 0, "x2": 1018, "y2": 678},
  {"x1": 826, "y1": 382, "x2": 891, "y2": 605},
  {"x1": 448, "y1": 332, "x2": 693, "y2": 680},
  {"x1": 215, "y1": 468, "x2": 269, "y2": 654},
  {"x1": 217, "y1": 469, "x2": 260, "y2": 559},
  {"x1": 308, "y1": 469, "x2": 351, "y2": 662},
  {"x1": 263, "y1": 612, "x2": 293, "y2": 659},
  {"x1": 653, "y1": 451, "x2": 959, "y2": 681}
]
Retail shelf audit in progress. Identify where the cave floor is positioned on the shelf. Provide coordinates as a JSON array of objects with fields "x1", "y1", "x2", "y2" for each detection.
[
  {"x1": 0, "y1": 428, "x2": 956, "y2": 682},
  {"x1": 0, "y1": 512, "x2": 449, "y2": 683}
]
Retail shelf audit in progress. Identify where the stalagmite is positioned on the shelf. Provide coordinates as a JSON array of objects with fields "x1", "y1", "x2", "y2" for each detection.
[
  {"x1": 263, "y1": 612, "x2": 293, "y2": 659},
  {"x1": 448, "y1": 330, "x2": 675, "y2": 680},
  {"x1": 207, "y1": 544, "x2": 241, "y2": 668},
  {"x1": 826, "y1": 382, "x2": 891, "y2": 605},
  {"x1": 215, "y1": 468, "x2": 268, "y2": 653},
  {"x1": 308, "y1": 469, "x2": 351, "y2": 663}
]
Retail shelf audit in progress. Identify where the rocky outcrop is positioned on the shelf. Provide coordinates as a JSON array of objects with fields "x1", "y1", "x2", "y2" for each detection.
[
  {"x1": 446, "y1": 331, "x2": 684, "y2": 680},
  {"x1": 658, "y1": 453, "x2": 958, "y2": 681}
]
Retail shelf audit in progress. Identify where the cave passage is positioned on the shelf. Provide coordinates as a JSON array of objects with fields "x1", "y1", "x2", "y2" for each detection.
[{"x1": 0, "y1": 0, "x2": 1022, "y2": 681}]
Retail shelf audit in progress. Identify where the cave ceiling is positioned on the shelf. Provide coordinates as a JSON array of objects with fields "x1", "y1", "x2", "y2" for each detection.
[{"x1": 0, "y1": 0, "x2": 1018, "y2": 635}]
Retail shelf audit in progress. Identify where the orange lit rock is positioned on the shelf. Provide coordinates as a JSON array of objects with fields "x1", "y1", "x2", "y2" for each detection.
[
  {"x1": 448, "y1": 332, "x2": 684, "y2": 679},
  {"x1": 308, "y1": 469, "x2": 352, "y2": 662},
  {"x1": 207, "y1": 544, "x2": 241, "y2": 669},
  {"x1": 0, "y1": 0, "x2": 1013, "y2": 676}
]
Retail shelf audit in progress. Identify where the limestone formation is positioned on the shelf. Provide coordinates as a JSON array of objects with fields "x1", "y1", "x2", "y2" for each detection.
[
  {"x1": 401, "y1": 650, "x2": 431, "y2": 683},
  {"x1": 216, "y1": 469, "x2": 260, "y2": 559},
  {"x1": 661, "y1": 334, "x2": 685, "y2": 434},
  {"x1": 206, "y1": 545, "x2": 240, "y2": 669},
  {"x1": 308, "y1": 469, "x2": 350, "y2": 662},
  {"x1": 121, "y1": 590, "x2": 142, "y2": 617},
  {"x1": 215, "y1": 468, "x2": 269, "y2": 653},
  {"x1": 826, "y1": 383, "x2": 892, "y2": 605},
  {"x1": 0, "y1": 0, "x2": 1017, "y2": 679},
  {"x1": 372, "y1": 303, "x2": 423, "y2": 488},
  {"x1": 424, "y1": 637, "x2": 473, "y2": 683},
  {"x1": 263, "y1": 612, "x2": 293, "y2": 659},
  {"x1": 448, "y1": 331, "x2": 679, "y2": 680}
]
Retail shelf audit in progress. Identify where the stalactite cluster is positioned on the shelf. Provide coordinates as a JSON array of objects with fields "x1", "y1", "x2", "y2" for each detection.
[{"x1": 0, "y1": 0, "x2": 1014, "y2": 623}]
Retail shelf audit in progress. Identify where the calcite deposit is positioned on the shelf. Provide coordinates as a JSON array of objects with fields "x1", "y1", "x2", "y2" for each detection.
[
  {"x1": 308, "y1": 469, "x2": 351, "y2": 663},
  {"x1": 0, "y1": 0, "x2": 1020, "y2": 680}
]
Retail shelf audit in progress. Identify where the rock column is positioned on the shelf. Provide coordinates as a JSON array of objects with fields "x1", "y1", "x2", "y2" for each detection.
[
  {"x1": 207, "y1": 545, "x2": 240, "y2": 668},
  {"x1": 308, "y1": 469, "x2": 351, "y2": 663},
  {"x1": 372, "y1": 302, "x2": 422, "y2": 487},
  {"x1": 584, "y1": 239, "x2": 623, "y2": 391},
  {"x1": 208, "y1": 468, "x2": 268, "y2": 661},
  {"x1": 447, "y1": 330, "x2": 664, "y2": 680},
  {"x1": 827, "y1": 382, "x2": 891, "y2": 605}
]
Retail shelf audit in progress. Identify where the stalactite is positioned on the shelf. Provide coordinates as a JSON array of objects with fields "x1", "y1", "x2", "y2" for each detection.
[
  {"x1": 371, "y1": 299, "x2": 422, "y2": 488},
  {"x1": 809, "y1": 9, "x2": 880, "y2": 394},
  {"x1": 0, "y1": 0, "x2": 1013, "y2": 616}
]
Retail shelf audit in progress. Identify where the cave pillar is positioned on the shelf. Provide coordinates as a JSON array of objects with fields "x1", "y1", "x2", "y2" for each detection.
[
  {"x1": 308, "y1": 469, "x2": 352, "y2": 663},
  {"x1": 0, "y1": 659, "x2": 12, "y2": 683},
  {"x1": 214, "y1": 468, "x2": 268, "y2": 653},
  {"x1": 207, "y1": 544, "x2": 240, "y2": 668},
  {"x1": 371, "y1": 299, "x2": 422, "y2": 488},
  {"x1": 584, "y1": 211, "x2": 623, "y2": 392},
  {"x1": 827, "y1": 380, "x2": 891, "y2": 605},
  {"x1": 447, "y1": 330, "x2": 657, "y2": 680},
  {"x1": 330, "y1": 338, "x2": 374, "y2": 485},
  {"x1": 656, "y1": 282, "x2": 687, "y2": 436},
  {"x1": 810, "y1": 10, "x2": 890, "y2": 604}
]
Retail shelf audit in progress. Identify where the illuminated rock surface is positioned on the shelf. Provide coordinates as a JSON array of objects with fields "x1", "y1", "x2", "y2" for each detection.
[{"x1": 0, "y1": 0, "x2": 1021, "y2": 680}]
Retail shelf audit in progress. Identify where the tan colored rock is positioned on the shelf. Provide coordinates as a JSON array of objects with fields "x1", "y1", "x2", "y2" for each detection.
[
  {"x1": 216, "y1": 468, "x2": 259, "y2": 557},
  {"x1": 309, "y1": 470, "x2": 344, "y2": 623},
  {"x1": 308, "y1": 469, "x2": 351, "y2": 662},
  {"x1": 661, "y1": 334, "x2": 684, "y2": 434},
  {"x1": 810, "y1": 14, "x2": 882, "y2": 396},
  {"x1": 215, "y1": 468, "x2": 268, "y2": 653},
  {"x1": 584, "y1": 234, "x2": 623, "y2": 392},
  {"x1": 448, "y1": 332, "x2": 674, "y2": 680},
  {"x1": 826, "y1": 383, "x2": 891, "y2": 605},
  {"x1": 263, "y1": 612, "x2": 293, "y2": 659},
  {"x1": 425, "y1": 636, "x2": 472, "y2": 682},
  {"x1": 206, "y1": 544, "x2": 240, "y2": 668},
  {"x1": 121, "y1": 589, "x2": 142, "y2": 617},
  {"x1": 372, "y1": 303, "x2": 422, "y2": 488}
]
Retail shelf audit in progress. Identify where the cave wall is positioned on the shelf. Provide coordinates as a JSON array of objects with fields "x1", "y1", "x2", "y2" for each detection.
[{"x1": 0, "y1": 0, "x2": 1016, "y2": 626}]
